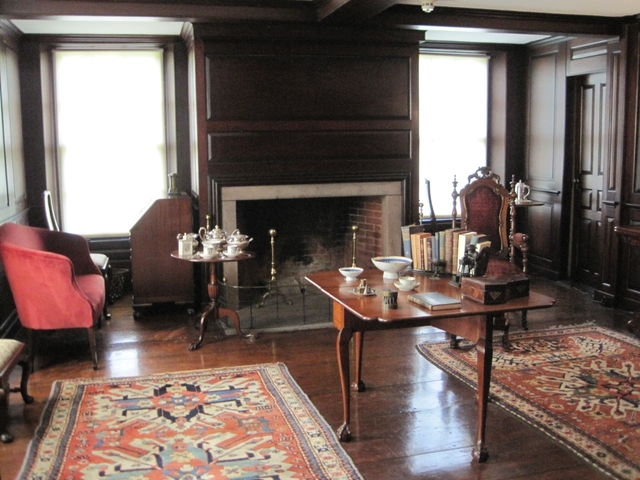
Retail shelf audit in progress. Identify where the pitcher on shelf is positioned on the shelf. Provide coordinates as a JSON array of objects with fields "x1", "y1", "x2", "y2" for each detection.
[{"x1": 515, "y1": 180, "x2": 531, "y2": 203}]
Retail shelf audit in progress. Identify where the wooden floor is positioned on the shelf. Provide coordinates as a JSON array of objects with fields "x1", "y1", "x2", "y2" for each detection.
[{"x1": 0, "y1": 275, "x2": 635, "y2": 480}]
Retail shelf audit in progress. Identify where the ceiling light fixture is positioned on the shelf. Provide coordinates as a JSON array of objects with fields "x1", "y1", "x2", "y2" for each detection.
[{"x1": 421, "y1": 1, "x2": 436, "y2": 13}]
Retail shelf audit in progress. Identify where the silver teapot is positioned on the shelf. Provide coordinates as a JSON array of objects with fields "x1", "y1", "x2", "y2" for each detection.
[
  {"x1": 198, "y1": 225, "x2": 227, "y2": 245},
  {"x1": 226, "y1": 229, "x2": 253, "y2": 251}
]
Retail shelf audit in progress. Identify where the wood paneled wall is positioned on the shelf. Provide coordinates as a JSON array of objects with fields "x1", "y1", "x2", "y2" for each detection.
[
  {"x1": 190, "y1": 25, "x2": 423, "y2": 229},
  {"x1": 523, "y1": 40, "x2": 568, "y2": 279}
]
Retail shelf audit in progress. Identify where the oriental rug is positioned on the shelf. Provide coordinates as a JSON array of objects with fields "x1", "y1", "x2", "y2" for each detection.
[
  {"x1": 17, "y1": 362, "x2": 363, "y2": 480},
  {"x1": 417, "y1": 325, "x2": 640, "y2": 480}
]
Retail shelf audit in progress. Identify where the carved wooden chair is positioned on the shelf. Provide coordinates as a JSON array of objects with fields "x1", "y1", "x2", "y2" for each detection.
[{"x1": 452, "y1": 166, "x2": 530, "y2": 347}]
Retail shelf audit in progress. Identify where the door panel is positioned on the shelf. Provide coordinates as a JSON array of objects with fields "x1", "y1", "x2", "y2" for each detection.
[{"x1": 572, "y1": 73, "x2": 606, "y2": 287}]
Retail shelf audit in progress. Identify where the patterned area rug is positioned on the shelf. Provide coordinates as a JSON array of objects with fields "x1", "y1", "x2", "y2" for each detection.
[
  {"x1": 17, "y1": 363, "x2": 363, "y2": 479},
  {"x1": 417, "y1": 325, "x2": 640, "y2": 480}
]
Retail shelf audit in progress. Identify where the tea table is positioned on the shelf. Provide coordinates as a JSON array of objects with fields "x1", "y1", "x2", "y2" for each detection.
[
  {"x1": 172, "y1": 250, "x2": 255, "y2": 350},
  {"x1": 305, "y1": 269, "x2": 555, "y2": 462}
]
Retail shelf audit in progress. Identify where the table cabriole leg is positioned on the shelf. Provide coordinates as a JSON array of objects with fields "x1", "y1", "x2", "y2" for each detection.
[
  {"x1": 472, "y1": 314, "x2": 493, "y2": 462},
  {"x1": 351, "y1": 331, "x2": 366, "y2": 392},
  {"x1": 219, "y1": 307, "x2": 254, "y2": 341},
  {"x1": 336, "y1": 324, "x2": 353, "y2": 442}
]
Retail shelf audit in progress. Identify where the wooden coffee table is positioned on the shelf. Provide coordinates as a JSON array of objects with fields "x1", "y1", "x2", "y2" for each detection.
[{"x1": 305, "y1": 269, "x2": 555, "y2": 462}]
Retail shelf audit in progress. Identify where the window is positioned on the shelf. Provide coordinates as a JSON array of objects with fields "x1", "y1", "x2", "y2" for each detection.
[
  {"x1": 53, "y1": 49, "x2": 167, "y2": 236},
  {"x1": 419, "y1": 53, "x2": 488, "y2": 217}
]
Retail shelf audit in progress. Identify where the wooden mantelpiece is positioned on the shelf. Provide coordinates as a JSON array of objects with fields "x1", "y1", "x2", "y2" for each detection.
[{"x1": 191, "y1": 24, "x2": 422, "y2": 229}]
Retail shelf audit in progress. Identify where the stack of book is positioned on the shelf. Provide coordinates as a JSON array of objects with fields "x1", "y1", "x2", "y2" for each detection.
[{"x1": 402, "y1": 225, "x2": 491, "y2": 274}]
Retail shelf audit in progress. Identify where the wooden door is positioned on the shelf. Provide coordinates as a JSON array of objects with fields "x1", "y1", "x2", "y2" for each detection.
[{"x1": 570, "y1": 73, "x2": 607, "y2": 287}]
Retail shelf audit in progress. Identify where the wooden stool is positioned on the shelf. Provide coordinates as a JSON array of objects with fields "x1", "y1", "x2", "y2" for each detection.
[{"x1": 0, "y1": 339, "x2": 33, "y2": 443}]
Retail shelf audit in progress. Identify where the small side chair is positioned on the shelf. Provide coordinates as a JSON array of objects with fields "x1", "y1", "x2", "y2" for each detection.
[{"x1": 0, "y1": 339, "x2": 33, "y2": 443}]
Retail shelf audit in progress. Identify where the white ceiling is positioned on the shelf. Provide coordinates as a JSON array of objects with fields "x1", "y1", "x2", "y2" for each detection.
[
  {"x1": 408, "y1": 0, "x2": 640, "y2": 17},
  {"x1": 10, "y1": 0, "x2": 640, "y2": 41}
]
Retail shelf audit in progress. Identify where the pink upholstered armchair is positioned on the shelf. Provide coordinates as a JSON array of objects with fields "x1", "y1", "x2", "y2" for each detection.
[{"x1": 0, "y1": 222, "x2": 106, "y2": 370}]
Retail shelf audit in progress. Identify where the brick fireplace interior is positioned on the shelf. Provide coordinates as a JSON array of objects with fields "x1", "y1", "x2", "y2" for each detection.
[
  {"x1": 220, "y1": 181, "x2": 403, "y2": 286},
  {"x1": 217, "y1": 181, "x2": 403, "y2": 329}
]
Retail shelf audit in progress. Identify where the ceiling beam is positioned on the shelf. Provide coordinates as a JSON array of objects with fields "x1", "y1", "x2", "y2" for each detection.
[
  {"x1": 316, "y1": 0, "x2": 400, "y2": 23},
  {"x1": 372, "y1": 5, "x2": 624, "y2": 37}
]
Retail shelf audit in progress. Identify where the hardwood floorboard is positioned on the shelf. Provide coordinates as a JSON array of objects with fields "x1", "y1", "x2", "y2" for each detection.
[{"x1": 0, "y1": 276, "x2": 633, "y2": 479}]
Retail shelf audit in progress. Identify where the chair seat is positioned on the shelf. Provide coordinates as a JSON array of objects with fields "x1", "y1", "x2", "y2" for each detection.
[
  {"x1": 484, "y1": 257, "x2": 523, "y2": 277},
  {"x1": 0, "y1": 340, "x2": 24, "y2": 377},
  {"x1": 76, "y1": 274, "x2": 107, "y2": 322},
  {"x1": 90, "y1": 253, "x2": 109, "y2": 271}
]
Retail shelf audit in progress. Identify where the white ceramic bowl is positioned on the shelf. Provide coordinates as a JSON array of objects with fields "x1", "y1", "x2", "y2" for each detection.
[
  {"x1": 339, "y1": 267, "x2": 363, "y2": 280},
  {"x1": 371, "y1": 256, "x2": 412, "y2": 279}
]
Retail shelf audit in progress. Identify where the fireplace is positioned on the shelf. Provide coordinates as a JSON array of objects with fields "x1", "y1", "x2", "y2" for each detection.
[
  {"x1": 220, "y1": 181, "x2": 402, "y2": 283},
  {"x1": 218, "y1": 181, "x2": 403, "y2": 329}
]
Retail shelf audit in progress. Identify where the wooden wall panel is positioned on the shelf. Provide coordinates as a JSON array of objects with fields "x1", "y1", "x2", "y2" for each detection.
[
  {"x1": 206, "y1": 54, "x2": 411, "y2": 121},
  {"x1": 208, "y1": 130, "x2": 411, "y2": 163},
  {"x1": 524, "y1": 41, "x2": 568, "y2": 279},
  {"x1": 617, "y1": 23, "x2": 640, "y2": 309},
  {"x1": 595, "y1": 39, "x2": 625, "y2": 303}
]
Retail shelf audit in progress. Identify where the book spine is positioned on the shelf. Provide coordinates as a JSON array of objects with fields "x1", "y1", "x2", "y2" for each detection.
[{"x1": 401, "y1": 225, "x2": 413, "y2": 260}]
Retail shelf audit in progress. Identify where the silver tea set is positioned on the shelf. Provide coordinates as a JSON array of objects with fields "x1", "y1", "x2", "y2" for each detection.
[{"x1": 177, "y1": 226, "x2": 252, "y2": 258}]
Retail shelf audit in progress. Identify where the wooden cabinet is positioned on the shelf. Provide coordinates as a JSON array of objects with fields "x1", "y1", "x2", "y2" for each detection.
[{"x1": 130, "y1": 195, "x2": 195, "y2": 312}]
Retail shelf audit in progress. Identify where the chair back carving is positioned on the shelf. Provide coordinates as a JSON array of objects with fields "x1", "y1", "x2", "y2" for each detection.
[{"x1": 454, "y1": 167, "x2": 510, "y2": 255}]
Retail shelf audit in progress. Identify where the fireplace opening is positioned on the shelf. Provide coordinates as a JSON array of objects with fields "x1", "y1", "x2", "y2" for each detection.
[
  {"x1": 217, "y1": 181, "x2": 403, "y2": 331},
  {"x1": 235, "y1": 195, "x2": 383, "y2": 288}
]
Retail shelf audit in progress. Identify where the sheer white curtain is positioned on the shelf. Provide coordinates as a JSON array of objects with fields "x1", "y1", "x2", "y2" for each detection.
[
  {"x1": 54, "y1": 49, "x2": 167, "y2": 236},
  {"x1": 419, "y1": 54, "x2": 488, "y2": 217}
]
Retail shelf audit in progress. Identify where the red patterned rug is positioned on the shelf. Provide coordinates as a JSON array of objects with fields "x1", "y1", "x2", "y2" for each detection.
[
  {"x1": 417, "y1": 325, "x2": 640, "y2": 480},
  {"x1": 17, "y1": 363, "x2": 363, "y2": 479}
]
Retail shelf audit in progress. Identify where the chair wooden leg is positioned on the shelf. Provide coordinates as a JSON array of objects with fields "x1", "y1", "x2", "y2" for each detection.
[
  {"x1": 521, "y1": 310, "x2": 528, "y2": 330},
  {"x1": 27, "y1": 329, "x2": 36, "y2": 373},
  {"x1": 17, "y1": 359, "x2": 34, "y2": 404},
  {"x1": 87, "y1": 327, "x2": 98, "y2": 370},
  {"x1": 0, "y1": 387, "x2": 11, "y2": 443}
]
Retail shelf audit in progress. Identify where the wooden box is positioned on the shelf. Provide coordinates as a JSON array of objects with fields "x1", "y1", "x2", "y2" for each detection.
[{"x1": 461, "y1": 275, "x2": 530, "y2": 305}]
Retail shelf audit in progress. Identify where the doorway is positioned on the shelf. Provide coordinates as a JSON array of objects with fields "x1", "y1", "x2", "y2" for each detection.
[{"x1": 568, "y1": 72, "x2": 607, "y2": 288}]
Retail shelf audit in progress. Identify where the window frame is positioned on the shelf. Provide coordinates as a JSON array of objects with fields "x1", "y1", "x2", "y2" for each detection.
[
  {"x1": 42, "y1": 38, "x2": 179, "y2": 237},
  {"x1": 418, "y1": 48, "x2": 491, "y2": 220}
]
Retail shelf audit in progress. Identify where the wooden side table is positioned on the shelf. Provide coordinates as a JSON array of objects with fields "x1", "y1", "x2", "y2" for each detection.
[
  {"x1": 171, "y1": 251, "x2": 256, "y2": 350},
  {"x1": 614, "y1": 225, "x2": 640, "y2": 338}
]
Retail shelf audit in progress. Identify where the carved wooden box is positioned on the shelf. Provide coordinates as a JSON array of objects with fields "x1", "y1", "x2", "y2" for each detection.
[{"x1": 460, "y1": 275, "x2": 530, "y2": 305}]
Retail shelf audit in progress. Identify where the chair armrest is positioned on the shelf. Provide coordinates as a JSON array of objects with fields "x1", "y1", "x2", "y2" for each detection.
[{"x1": 0, "y1": 244, "x2": 98, "y2": 329}]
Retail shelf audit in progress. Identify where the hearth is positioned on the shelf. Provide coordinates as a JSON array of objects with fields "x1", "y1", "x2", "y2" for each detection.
[{"x1": 218, "y1": 181, "x2": 403, "y2": 330}]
